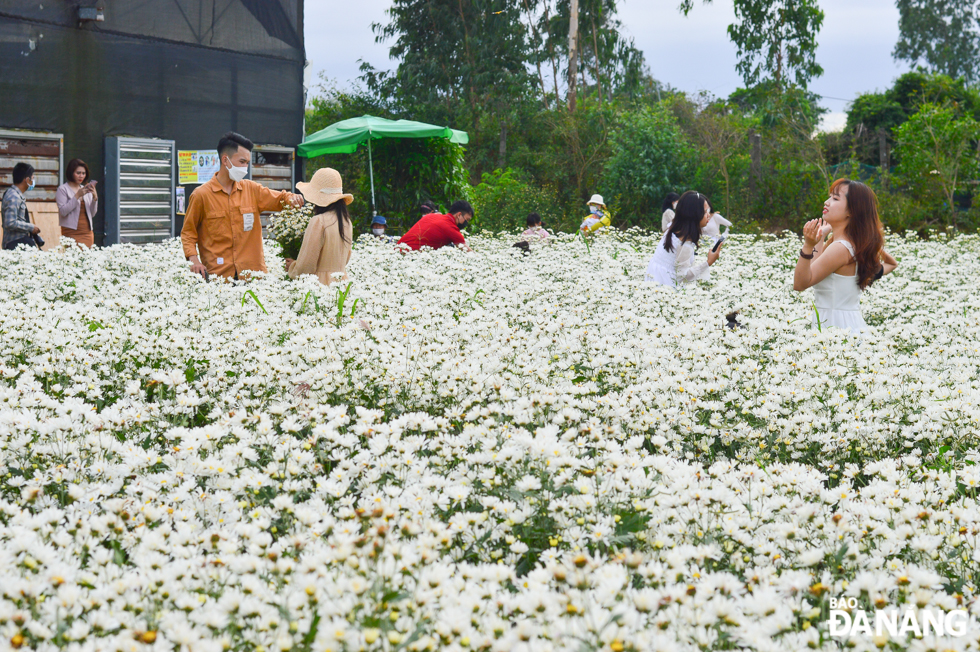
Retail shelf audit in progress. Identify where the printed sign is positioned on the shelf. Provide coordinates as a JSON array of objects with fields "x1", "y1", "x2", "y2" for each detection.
[{"x1": 177, "y1": 150, "x2": 220, "y2": 184}]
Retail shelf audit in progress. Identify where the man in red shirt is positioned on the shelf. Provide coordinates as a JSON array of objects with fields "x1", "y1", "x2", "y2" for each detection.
[{"x1": 397, "y1": 200, "x2": 474, "y2": 252}]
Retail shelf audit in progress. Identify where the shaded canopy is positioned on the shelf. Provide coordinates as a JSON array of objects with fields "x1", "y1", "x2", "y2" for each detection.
[{"x1": 298, "y1": 115, "x2": 468, "y2": 158}]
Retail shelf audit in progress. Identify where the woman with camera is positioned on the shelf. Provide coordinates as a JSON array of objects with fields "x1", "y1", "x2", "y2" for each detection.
[
  {"x1": 56, "y1": 158, "x2": 98, "y2": 248},
  {"x1": 645, "y1": 190, "x2": 724, "y2": 287}
]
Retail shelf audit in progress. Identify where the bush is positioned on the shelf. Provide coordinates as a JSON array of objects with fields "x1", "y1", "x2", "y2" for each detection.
[
  {"x1": 601, "y1": 106, "x2": 696, "y2": 228},
  {"x1": 469, "y1": 168, "x2": 565, "y2": 233},
  {"x1": 894, "y1": 103, "x2": 980, "y2": 229}
]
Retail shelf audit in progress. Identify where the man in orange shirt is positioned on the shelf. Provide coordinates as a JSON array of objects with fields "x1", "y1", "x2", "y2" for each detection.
[{"x1": 181, "y1": 132, "x2": 304, "y2": 279}]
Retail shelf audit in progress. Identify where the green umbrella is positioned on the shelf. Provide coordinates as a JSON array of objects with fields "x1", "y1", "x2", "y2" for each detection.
[{"x1": 297, "y1": 115, "x2": 469, "y2": 215}]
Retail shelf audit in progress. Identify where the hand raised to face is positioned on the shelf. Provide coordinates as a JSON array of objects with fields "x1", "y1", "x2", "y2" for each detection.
[{"x1": 803, "y1": 218, "x2": 825, "y2": 248}]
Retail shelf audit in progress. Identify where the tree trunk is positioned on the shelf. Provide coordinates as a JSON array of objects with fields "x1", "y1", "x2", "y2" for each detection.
[
  {"x1": 522, "y1": 0, "x2": 551, "y2": 106},
  {"x1": 878, "y1": 129, "x2": 890, "y2": 188},
  {"x1": 749, "y1": 131, "x2": 762, "y2": 199},
  {"x1": 498, "y1": 121, "x2": 507, "y2": 169},
  {"x1": 720, "y1": 158, "x2": 731, "y2": 217},
  {"x1": 568, "y1": 0, "x2": 579, "y2": 112},
  {"x1": 543, "y1": 0, "x2": 561, "y2": 102},
  {"x1": 591, "y1": 18, "x2": 603, "y2": 104}
]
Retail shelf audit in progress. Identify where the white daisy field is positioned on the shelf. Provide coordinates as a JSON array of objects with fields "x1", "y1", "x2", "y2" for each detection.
[{"x1": 1, "y1": 230, "x2": 980, "y2": 652}]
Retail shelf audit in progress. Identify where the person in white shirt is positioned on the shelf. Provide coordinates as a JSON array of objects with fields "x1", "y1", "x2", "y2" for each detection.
[
  {"x1": 645, "y1": 190, "x2": 724, "y2": 287},
  {"x1": 702, "y1": 207, "x2": 731, "y2": 243},
  {"x1": 661, "y1": 192, "x2": 680, "y2": 232}
]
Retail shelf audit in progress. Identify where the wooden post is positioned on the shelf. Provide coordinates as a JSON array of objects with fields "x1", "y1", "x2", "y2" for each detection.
[
  {"x1": 749, "y1": 131, "x2": 762, "y2": 198},
  {"x1": 878, "y1": 129, "x2": 889, "y2": 188},
  {"x1": 498, "y1": 121, "x2": 507, "y2": 168},
  {"x1": 568, "y1": 0, "x2": 579, "y2": 112}
]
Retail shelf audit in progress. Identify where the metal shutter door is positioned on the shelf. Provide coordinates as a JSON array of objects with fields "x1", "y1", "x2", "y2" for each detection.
[{"x1": 105, "y1": 137, "x2": 175, "y2": 245}]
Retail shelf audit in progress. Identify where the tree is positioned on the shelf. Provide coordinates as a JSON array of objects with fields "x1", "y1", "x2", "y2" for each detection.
[
  {"x1": 893, "y1": 0, "x2": 980, "y2": 83},
  {"x1": 894, "y1": 103, "x2": 980, "y2": 226},
  {"x1": 674, "y1": 96, "x2": 748, "y2": 216},
  {"x1": 601, "y1": 105, "x2": 697, "y2": 226},
  {"x1": 844, "y1": 72, "x2": 980, "y2": 166},
  {"x1": 568, "y1": 0, "x2": 579, "y2": 111},
  {"x1": 360, "y1": 0, "x2": 535, "y2": 177},
  {"x1": 680, "y1": 0, "x2": 824, "y2": 89}
]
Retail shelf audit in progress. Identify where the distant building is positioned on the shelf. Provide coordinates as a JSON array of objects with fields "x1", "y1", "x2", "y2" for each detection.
[{"x1": 0, "y1": 1, "x2": 305, "y2": 246}]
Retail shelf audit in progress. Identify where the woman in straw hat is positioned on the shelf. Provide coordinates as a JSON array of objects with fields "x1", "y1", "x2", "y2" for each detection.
[{"x1": 286, "y1": 168, "x2": 354, "y2": 285}]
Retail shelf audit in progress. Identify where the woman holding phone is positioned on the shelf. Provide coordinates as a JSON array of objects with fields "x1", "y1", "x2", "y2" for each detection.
[
  {"x1": 56, "y1": 158, "x2": 98, "y2": 248},
  {"x1": 645, "y1": 190, "x2": 723, "y2": 287},
  {"x1": 793, "y1": 178, "x2": 898, "y2": 334}
]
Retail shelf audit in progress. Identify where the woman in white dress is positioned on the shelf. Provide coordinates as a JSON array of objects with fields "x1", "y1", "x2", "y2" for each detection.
[
  {"x1": 645, "y1": 190, "x2": 724, "y2": 287},
  {"x1": 793, "y1": 179, "x2": 898, "y2": 334}
]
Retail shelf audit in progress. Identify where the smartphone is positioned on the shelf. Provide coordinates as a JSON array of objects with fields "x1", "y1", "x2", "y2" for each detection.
[
  {"x1": 711, "y1": 236, "x2": 727, "y2": 252},
  {"x1": 87, "y1": 180, "x2": 98, "y2": 187}
]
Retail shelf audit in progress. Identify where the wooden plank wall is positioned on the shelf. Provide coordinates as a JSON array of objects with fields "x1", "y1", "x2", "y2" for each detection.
[{"x1": 0, "y1": 135, "x2": 62, "y2": 250}]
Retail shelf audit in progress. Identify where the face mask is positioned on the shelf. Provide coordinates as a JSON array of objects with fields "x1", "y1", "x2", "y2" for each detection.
[
  {"x1": 226, "y1": 159, "x2": 248, "y2": 182},
  {"x1": 590, "y1": 205, "x2": 602, "y2": 216},
  {"x1": 372, "y1": 228, "x2": 385, "y2": 236},
  {"x1": 27, "y1": 179, "x2": 35, "y2": 191},
  {"x1": 459, "y1": 220, "x2": 471, "y2": 230}
]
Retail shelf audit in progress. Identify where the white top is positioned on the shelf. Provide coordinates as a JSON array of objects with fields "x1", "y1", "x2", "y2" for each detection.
[
  {"x1": 812, "y1": 240, "x2": 866, "y2": 334},
  {"x1": 702, "y1": 213, "x2": 731, "y2": 239},
  {"x1": 661, "y1": 209, "x2": 675, "y2": 232},
  {"x1": 644, "y1": 232, "x2": 709, "y2": 288}
]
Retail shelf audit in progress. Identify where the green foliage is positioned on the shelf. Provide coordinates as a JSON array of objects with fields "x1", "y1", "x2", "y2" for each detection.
[
  {"x1": 469, "y1": 168, "x2": 565, "y2": 233},
  {"x1": 362, "y1": 0, "x2": 658, "y2": 184},
  {"x1": 842, "y1": 72, "x2": 980, "y2": 167},
  {"x1": 894, "y1": 0, "x2": 980, "y2": 83},
  {"x1": 729, "y1": 83, "x2": 826, "y2": 129},
  {"x1": 889, "y1": 71, "x2": 980, "y2": 118},
  {"x1": 751, "y1": 156, "x2": 827, "y2": 232},
  {"x1": 844, "y1": 93, "x2": 906, "y2": 136},
  {"x1": 894, "y1": 103, "x2": 980, "y2": 228},
  {"x1": 680, "y1": 0, "x2": 825, "y2": 89},
  {"x1": 601, "y1": 105, "x2": 696, "y2": 227}
]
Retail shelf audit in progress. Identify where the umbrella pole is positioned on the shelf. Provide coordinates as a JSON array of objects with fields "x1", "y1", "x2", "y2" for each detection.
[{"x1": 367, "y1": 136, "x2": 377, "y2": 217}]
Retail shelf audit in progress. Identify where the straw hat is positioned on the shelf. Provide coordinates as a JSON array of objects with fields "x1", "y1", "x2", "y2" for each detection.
[
  {"x1": 587, "y1": 194, "x2": 605, "y2": 207},
  {"x1": 296, "y1": 168, "x2": 354, "y2": 207}
]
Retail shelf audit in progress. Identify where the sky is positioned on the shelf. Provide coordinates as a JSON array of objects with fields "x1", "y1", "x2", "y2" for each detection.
[{"x1": 308, "y1": 0, "x2": 911, "y2": 133}]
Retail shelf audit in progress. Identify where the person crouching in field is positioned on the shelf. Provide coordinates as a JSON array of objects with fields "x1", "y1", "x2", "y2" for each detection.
[
  {"x1": 793, "y1": 178, "x2": 898, "y2": 335},
  {"x1": 284, "y1": 168, "x2": 354, "y2": 285},
  {"x1": 397, "y1": 200, "x2": 474, "y2": 252},
  {"x1": 521, "y1": 213, "x2": 549, "y2": 242},
  {"x1": 645, "y1": 191, "x2": 723, "y2": 287}
]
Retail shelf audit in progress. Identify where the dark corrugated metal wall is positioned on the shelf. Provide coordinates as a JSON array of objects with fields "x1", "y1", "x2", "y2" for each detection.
[{"x1": 0, "y1": 0, "x2": 305, "y2": 244}]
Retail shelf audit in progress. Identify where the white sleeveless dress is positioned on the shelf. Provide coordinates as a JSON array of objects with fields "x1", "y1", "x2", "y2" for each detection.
[
  {"x1": 812, "y1": 240, "x2": 866, "y2": 334},
  {"x1": 645, "y1": 233, "x2": 709, "y2": 287}
]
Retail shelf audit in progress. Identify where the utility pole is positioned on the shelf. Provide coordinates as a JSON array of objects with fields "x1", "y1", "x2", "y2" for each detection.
[{"x1": 568, "y1": 0, "x2": 579, "y2": 112}]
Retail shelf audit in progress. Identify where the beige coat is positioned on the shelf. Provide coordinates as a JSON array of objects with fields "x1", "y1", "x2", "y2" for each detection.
[{"x1": 288, "y1": 209, "x2": 353, "y2": 285}]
